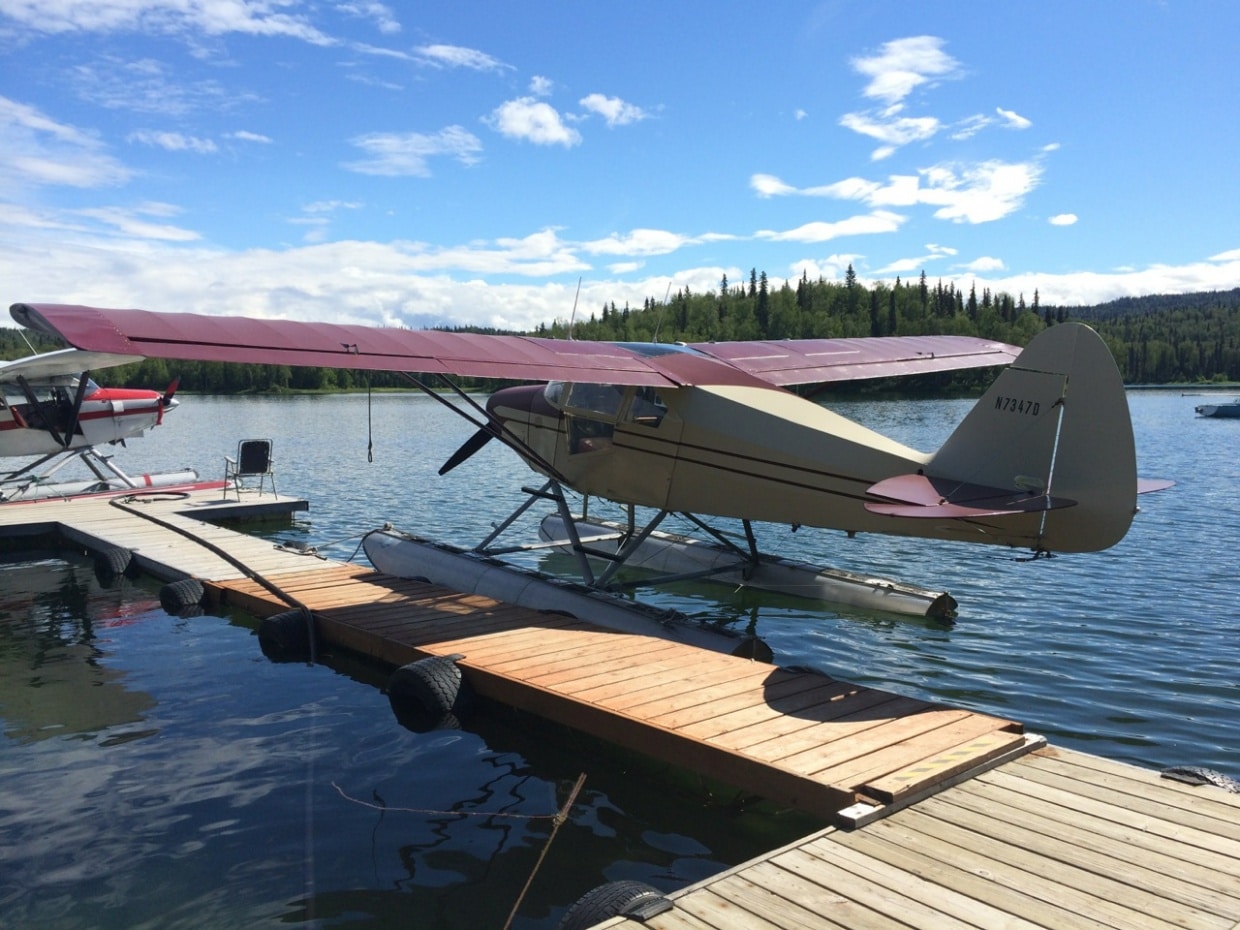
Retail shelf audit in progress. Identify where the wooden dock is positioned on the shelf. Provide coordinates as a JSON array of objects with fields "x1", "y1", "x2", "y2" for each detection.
[
  {"x1": 593, "y1": 746, "x2": 1240, "y2": 930},
  {"x1": 210, "y1": 562, "x2": 1029, "y2": 819},
  {"x1": 5, "y1": 486, "x2": 1239, "y2": 928}
]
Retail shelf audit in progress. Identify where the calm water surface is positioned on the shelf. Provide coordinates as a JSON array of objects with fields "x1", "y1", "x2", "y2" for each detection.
[{"x1": 1, "y1": 389, "x2": 1236, "y2": 928}]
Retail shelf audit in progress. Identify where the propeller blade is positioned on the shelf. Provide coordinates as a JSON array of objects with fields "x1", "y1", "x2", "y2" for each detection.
[
  {"x1": 438, "y1": 426, "x2": 496, "y2": 475},
  {"x1": 162, "y1": 377, "x2": 180, "y2": 405}
]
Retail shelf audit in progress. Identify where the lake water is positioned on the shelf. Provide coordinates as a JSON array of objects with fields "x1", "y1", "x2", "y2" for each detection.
[{"x1": 1, "y1": 388, "x2": 1237, "y2": 929}]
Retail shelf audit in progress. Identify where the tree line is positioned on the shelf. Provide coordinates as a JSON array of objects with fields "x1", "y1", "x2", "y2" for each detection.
[{"x1": 3, "y1": 273, "x2": 1238, "y2": 391}]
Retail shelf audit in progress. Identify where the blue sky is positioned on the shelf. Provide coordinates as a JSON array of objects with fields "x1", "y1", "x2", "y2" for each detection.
[{"x1": 2, "y1": 1, "x2": 1237, "y2": 332}]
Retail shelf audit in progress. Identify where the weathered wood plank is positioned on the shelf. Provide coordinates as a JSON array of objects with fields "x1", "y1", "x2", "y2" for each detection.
[{"x1": 943, "y1": 774, "x2": 1240, "y2": 916}]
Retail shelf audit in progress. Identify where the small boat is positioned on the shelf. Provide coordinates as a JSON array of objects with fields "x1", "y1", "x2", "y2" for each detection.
[{"x1": 1195, "y1": 398, "x2": 1240, "y2": 418}]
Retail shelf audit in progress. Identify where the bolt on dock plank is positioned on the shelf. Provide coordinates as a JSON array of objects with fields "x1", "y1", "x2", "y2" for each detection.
[{"x1": 210, "y1": 563, "x2": 1028, "y2": 820}]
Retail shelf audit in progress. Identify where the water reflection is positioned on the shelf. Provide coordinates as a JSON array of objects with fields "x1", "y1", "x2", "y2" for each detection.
[
  {"x1": 0, "y1": 553, "x2": 817, "y2": 929},
  {"x1": 0, "y1": 554, "x2": 157, "y2": 742}
]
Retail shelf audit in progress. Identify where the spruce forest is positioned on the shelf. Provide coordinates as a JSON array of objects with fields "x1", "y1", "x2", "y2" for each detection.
[{"x1": 3, "y1": 273, "x2": 1238, "y2": 393}]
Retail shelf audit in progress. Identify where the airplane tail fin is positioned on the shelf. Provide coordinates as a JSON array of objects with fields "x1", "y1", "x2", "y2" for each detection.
[{"x1": 867, "y1": 322, "x2": 1139, "y2": 553}]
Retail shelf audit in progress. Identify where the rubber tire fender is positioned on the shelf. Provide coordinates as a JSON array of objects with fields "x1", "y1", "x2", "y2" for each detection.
[
  {"x1": 558, "y1": 880, "x2": 671, "y2": 930},
  {"x1": 159, "y1": 578, "x2": 205, "y2": 614},
  {"x1": 386, "y1": 655, "x2": 470, "y2": 731},
  {"x1": 94, "y1": 546, "x2": 138, "y2": 586},
  {"x1": 258, "y1": 609, "x2": 314, "y2": 661}
]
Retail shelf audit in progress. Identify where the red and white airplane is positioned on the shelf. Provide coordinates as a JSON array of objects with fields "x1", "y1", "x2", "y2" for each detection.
[
  {"x1": 1, "y1": 343, "x2": 179, "y2": 498},
  {"x1": 10, "y1": 301, "x2": 1168, "y2": 567}
]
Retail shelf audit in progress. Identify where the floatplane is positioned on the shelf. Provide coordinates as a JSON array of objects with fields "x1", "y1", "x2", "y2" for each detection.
[
  {"x1": 0, "y1": 341, "x2": 187, "y2": 502},
  {"x1": 10, "y1": 302, "x2": 1169, "y2": 620}
]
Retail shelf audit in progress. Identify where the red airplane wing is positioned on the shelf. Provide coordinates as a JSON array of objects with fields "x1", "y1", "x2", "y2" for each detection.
[
  {"x1": 12, "y1": 303, "x2": 1019, "y2": 389},
  {"x1": 689, "y1": 336, "x2": 1020, "y2": 386}
]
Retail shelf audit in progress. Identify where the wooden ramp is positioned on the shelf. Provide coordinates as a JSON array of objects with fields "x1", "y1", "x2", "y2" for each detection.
[
  {"x1": 211, "y1": 564, "x2": 1028, "y2": 820},
  {"x1": 592, "y1": 745, "x2": 1240, "y2": 930}
]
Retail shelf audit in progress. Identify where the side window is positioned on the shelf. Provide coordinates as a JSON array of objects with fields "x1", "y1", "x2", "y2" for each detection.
[
  {"x1": 563, "y1": 383, "x2": 624, "y2": 455},
  {"x1": 626, "y1": 386, "x2": 667, "y2": 428}
]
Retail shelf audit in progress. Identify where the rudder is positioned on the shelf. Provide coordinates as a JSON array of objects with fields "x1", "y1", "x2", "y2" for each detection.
[{"x1": 929, "y1": 322, "x2": 1137, "y2": 553}]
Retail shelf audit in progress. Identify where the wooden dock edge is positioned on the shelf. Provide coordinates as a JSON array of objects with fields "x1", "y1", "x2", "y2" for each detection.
[{"x1": 837, "y1": 732, "x2": 1047, "y2": 828}]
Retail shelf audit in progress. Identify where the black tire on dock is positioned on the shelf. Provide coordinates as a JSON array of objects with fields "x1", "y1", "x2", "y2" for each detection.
[
  {"x1": 93, "y1": 546, "x2": 138, "y2": 587},
  {"x1": 557, "y1": 880, "x2": 671, "y2": 930},
  {"x1": 159, "y1": 578, "x2": 205, "y2": 616},
  {"x1": 386, "y1": 655, "x2": 471, "y2": 732},
  {"x1": 258, "y1": 609, "x2": 315, "y2": 662}
]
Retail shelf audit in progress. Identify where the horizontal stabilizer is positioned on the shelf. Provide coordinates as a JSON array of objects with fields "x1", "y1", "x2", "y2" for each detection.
[{"x1": 865, "y1": 473, "x2": 1077, "y2": 520}]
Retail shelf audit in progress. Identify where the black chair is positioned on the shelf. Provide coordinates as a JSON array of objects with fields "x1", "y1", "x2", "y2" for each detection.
[{"x1": 224, "y1": 439, "x2": 276, "y2": 499}]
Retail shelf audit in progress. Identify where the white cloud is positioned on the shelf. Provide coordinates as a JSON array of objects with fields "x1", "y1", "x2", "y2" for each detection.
[
  {"x1": 839, "y1": 110, "x2": 940, "y2": 150},
  {"x1": 919, "y1": 160, "x2": 1042, "y2": 223},
  {"x1": 579, "y1": 93, "x2": 647, "y2": 127},
  {"x1": 2, "y1": 207, "x2": 1238, "y2": 329},
  {"x1": 343, "y1": 125, "x2": 482, "y2": 176},
  {"x1": 792, "y1": 254, "x2": 863, "y2": 281},
  {"x1": 75, "y1": 203, "x2": 201, "y2": 241},
  {"x1": 229, "y1": 130, "x2": 272, "y2": 144},
  {"x1": 752, "y1": 161, "x2": 1041, "y2": 225},
  {"x1": 0, "y1": 0, "x2": 336, "y2": 45},
  {"x1": 337, "y1": 1, "x2": 400, "y2": 35},
  {"x1": 850, "y1": 36, "x2": 961, "y2": 106},
  {"x1": 128, "y1": 129, "x2": 218, "y2": 153},
  {"x1": 486, "y1": 98, "x2": 581, "y2": 147},
  {"x1": 414, "y1": 43, "x2": 508, "y2": 72},
  {"x1": 0, "y1": 95, "x2": 132, "y2": 190},
  {"x1": 756, "y1": 211, "x2": 906, "y2": 243},
  {"x1": 68, "y1": 58, "x2": 243, "y2": 118},
  {"x1": 581, "y1": 229, "x2": 691, "y2": 256},
  {"x1": 997, "y1": 107, "x2": 1032, "y2": 129},
  {"x1": 750, "y1": 173, "x2": 797, "y2": 198},
  {"x1": 960, "y1": 256, "x2": 1006, "y2": 272},
  {"x1": 1049, "y1": 213, "x2": 1078, "y2": 226},
  {"x1": 302, "y1": 200, "x2": 362, "y2": 214}
]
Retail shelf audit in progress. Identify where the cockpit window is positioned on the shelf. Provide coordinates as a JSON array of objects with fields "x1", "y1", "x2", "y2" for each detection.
[{"x1": 562, "y1": 383, "x2": 626, "y2": 420}]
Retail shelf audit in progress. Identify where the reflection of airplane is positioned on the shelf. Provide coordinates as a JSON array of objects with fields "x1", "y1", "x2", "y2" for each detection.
[
  {"x1": 1, "y1": 343, "x2": 180, "y2": 499},
  {"x1": 11, "y1": 303, "x2": 1168, "y2": 593}
]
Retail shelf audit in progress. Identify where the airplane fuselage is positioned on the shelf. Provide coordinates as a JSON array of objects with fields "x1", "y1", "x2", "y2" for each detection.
[
  {"x1": 0, "y1": 384, "x2": 174, "y2": 457},
  {"x1": 487, "y1": 380, "x2": 1052, "y2": 550}
]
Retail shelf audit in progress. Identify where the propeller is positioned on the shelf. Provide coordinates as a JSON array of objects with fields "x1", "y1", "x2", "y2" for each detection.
[
  {"x1": 157, "y1": 377, "x2": 179, "y2": 424},
  {"x1": 438, "y1": 423, "x2": 499, "y2": 475}
]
